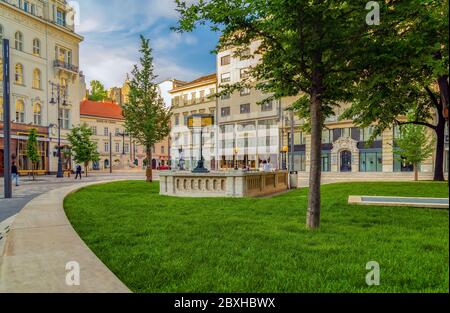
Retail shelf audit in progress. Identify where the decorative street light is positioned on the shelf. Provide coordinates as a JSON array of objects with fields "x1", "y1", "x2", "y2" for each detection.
[
  {"x1": 187, "y1": 114, "x2": 214, "y2": 173},
  {"x1": 117, "y1": 131, "x2": 128, "y2": 155},
  {"x1": 281, "y1": 145, "x2": 289, "y2": 170},
  {"x1": 234, "y1": 147, "x2": 240, "y2": 170},
  {"x1": 49, "y1": 81, "x2": 68, "y2": 178}
]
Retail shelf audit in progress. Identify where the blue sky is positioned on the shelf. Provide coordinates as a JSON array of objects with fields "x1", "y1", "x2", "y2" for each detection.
[{"x1": 77, "y1": 0, "x2": 219, "y2": 89}]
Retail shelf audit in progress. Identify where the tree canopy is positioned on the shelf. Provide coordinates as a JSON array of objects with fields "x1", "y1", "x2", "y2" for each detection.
[
  {"x1": 67, "y1": 124, "x2": 99, "y2": 177},
  {"x1": 88, "y1": 80, "x2": 108, "y2": 101},
  {"x1": 121, "y1": 36, "x2": 172, "y2": 182}
]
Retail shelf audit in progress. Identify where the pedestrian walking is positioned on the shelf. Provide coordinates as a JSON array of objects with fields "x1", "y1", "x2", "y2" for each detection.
[
  {"x1": 75, "y1": 164, "x2": 82, "y2": 180},
  {"x1": 11, "y1": 162, "x2": 19, "y2": 186}
]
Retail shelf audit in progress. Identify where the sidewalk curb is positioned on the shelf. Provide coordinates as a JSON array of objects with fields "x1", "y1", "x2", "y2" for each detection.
[{"x1": 0, "y1": 179, "x2": 137, "y2": 293}]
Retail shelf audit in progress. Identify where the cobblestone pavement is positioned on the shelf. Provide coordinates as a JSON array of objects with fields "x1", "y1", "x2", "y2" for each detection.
[{"x1": 0, "y1": 170, "x2": 155, "y2": 223}]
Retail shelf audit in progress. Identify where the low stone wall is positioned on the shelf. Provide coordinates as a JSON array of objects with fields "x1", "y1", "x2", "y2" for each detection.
[{"x1": 159, "y1": 171, "x2": 288, "y2": 198}]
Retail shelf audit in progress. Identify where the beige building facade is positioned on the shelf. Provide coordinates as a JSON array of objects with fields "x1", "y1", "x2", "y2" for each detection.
[
  {"x1": 0, "y1": 0, "x2": 84, "y2": 175},
  {"x1": 169, "y1": 74, "x2": 218, "y2": 170},
  {"x1": 80, "y1": 100, "x2": 170, "y2": 171}
]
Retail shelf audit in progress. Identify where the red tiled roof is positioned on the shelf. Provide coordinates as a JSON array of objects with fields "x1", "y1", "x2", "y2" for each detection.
[{"x1": 80, "y1": 100, "x2": 124, "y2": 120}]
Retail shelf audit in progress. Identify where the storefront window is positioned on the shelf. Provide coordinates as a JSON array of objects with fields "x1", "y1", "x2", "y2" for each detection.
[
  {"x1": 360, "y1": 150, "x2": 382, "y2": 172},
  {"x1": 322, "y1": 151, "x2": 331, "y2": 172},
  {"x1": 293, "y1": 152, "x2": 306, "y2": 172}
]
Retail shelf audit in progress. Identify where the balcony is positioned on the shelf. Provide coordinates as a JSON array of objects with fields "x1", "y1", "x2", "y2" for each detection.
[{"x1": 54, "y1": 60, "x2": 79, "y2": 74}]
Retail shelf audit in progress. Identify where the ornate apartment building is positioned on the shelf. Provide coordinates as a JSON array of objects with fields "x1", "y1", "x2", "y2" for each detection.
[
  {"x1": 80, "y1": 99, "x2": 170, "y2": 171},
  {"x1": 0, "y1": 0, "x2": 84, "y2": 175},
  {"x1": 169, "y1": 74, "x2": 217, "y2": 170},
  {"x1": 169, "y1": 42, "x2": 449, "y2": 183}
]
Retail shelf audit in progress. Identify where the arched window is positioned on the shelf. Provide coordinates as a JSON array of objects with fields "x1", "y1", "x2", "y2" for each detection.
[
  {"x1": 33, "y1": 102, "x2": 42, "y2": 125},
  {"x1": 33, "y1": 38, "x2": 41, "y2": 56},
  {"x1": 32, "y1": 68, "x2": 41, "y2": 89},
  {"x1": 15, "y1": 63, "x2": 24, "y2": 85},
  {"x1": 15, "y1": 31, "x2": 24, "y2": 51},
  {"x1": 16, "y1": 99, "x2": 25, "y2": 123}
]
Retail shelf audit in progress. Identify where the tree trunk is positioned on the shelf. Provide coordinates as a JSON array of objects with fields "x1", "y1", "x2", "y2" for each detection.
[
  {"x1": 433, "y1": 111, "x2": 446, "y2": 181},
  {"x1": 32, "y1": 162, "x2": 35, "y2": 181},
  {"x1": 146, "y1": 148, "x2": 153, "y2": 183},
  {"x1": 307, "y1": 63, "x2": 324, "y2": 230},
  {"x1": 85, "y1": 162, "x2": 89, "y2": 177},
  {"x1": 414, "y1": 163, "x2": 419, "y2": 181},
  {"x1": 437, "y1": 75, "x2": 449, "y2": 110}
]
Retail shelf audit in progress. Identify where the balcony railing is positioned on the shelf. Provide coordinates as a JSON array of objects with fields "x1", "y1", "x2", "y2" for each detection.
[{"x1": 54, "y1": 60, "x2": 79, "y2": 74}]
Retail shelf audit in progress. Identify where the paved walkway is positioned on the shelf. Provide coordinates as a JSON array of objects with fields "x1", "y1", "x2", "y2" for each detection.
[
  {"x1": 0, "y1": 179, "x2": 139, "y2": 293},
  {"x1": 0, "y1": 171, "x2": 156, "y2": 223}
]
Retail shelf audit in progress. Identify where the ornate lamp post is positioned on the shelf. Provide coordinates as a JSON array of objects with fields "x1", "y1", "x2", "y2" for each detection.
[
  {"x1": 187, "y1": 114, "x2": 214, "y2": 173},
  {"x1": 234, "y1": 147, "x2": 240, "y2": 170},
  {"x1": 49, "y1": 81, "x2": 68, "y2": 178},
  {"x1": 281, "y1": 145, "x2": 289, "y2": 170}
]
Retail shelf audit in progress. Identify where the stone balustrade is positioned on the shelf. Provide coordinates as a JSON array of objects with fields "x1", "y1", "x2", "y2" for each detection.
[{"x1": 159, "y1": 171, "x2": 289, "y2": 198}]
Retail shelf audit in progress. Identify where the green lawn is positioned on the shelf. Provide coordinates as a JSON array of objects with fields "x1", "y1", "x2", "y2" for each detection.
[{"x1": 64, "y1": 181, "x2": 449, "y2": 293}]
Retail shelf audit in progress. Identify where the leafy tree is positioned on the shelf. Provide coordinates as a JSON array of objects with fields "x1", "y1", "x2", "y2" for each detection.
[
  {"x1": 394, "y1": 124, "x2": 435, "y2": 181},
  {"x1": 88, "y1": 80, "x2": 108, "y2": 101},
  {"x1": 122, "y1": 36, "x2": 172, "y2": 182},
  {"x1": 67, "y1": 124, "x2": 99, "y2": 177},
  {"x1": 342, "y1": 0, "x2": 449, "y2": 181},
  {"x1": 26, "y1": 128, "x2": 40, "y2": 181},
  {"x1": 174, "y1": 0, "x2": 378, "y2": 229}
]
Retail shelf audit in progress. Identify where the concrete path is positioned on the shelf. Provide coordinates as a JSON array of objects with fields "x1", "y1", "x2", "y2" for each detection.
[{"x1": 0, "y1": 180, "x2": 136, "y2": 293}]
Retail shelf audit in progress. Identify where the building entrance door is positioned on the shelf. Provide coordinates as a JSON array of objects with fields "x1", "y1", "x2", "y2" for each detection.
[{"x1": 340, "y1": 150, "x2": 352, "y2": 172}]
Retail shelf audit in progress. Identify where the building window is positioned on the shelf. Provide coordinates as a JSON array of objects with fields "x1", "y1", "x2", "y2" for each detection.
[
  {"x1": 15, "y1": 64, "x2": 24, "y2": 84},
  {"x1": 161, "y1": 146, "x2": 165, "y2": 154},
  {"x1": 175, "y1": 115, "x2": 180, "y2": 126},
  {"x1": 104, "y1": 142, "x2": 110, "y2": 153},
  {"x1": 221, "y1": 93, "x2": 231, "y2": 100},
  {"x1": 32, "y1": 68, "x2": 41, "y2": 89},
  {"x1": 240, "y1": 103, "x2": 251, "y2": 114},
  {"x1": 91, "y1": 126, "x2": 97, "y2": 135},
  {"x1": 322, "y1": 151, "x2": 331, "y2": 172},
  {"x1": 221, "y1": 72, "x2": 231, "y2": 83},
  {"x1": 240, "y1": 48, "x2": 251, "y2": 60},
  {"x1": 15, "y1": 99, "x2": 25, "y2": 123},
  {"x1": 191, "y1": 92, "x2": 197, "y2": 104},
  {"x1": 360, "y1": 126, "x2": 382, "y2": 142},
  {"x1": 24, "y1": 1, "x2": 29, "y2": 12},
  {"x1": 59, "y1": 109, "x2": 70, "y2": 129},
  {"x1": 115, "y1": 128, "x2": 120, "y2": 136},
  {"x1": 56, "y1": 9, "x2": 66, "y2": 26},
  {"x1": 240, "y1": 87, "x2": 251, "y2": 96},
  {"x1": 360, "y1": 150, "x2": 383, "y2": 172},
  {"x1": 293, "y1": 152, "x2": 306, "y2": 172},
  {"x1": 261, "y1": 100, "x2": 273, "y2": 112},
  {"x1": 342, "y1": 128, "x2": 352, "y2": 138},
  {"x1": 125, "y1": 143, "x2": 130, "y2": 154},
  {"x1": 240, "y1": 68, "x2": 250, "y2": 79},
  {"x1": 104, "y1": 127, "x2": 109, "y2": 136},
  {"x1": 322, "y1": 129, "x2": 332, "y2": 144},
  {"x1": 33, "y1": 102, "x2": 42, "y2": 125},
  {"x1": 15, "y1": 32, "x2": 24, "y2": 51},
  {"x1": 33, "y1": 38, "x2": 41, "y2": 56},
  {"x1": 221, "y1": 107, "x2": 231, "y2": 117},
  {"x1": 115, "y1": 143, "x2": 120, "y2": 153},
  {"x1": 221, "y1": 55, "x2": 231, "y2": 66}
]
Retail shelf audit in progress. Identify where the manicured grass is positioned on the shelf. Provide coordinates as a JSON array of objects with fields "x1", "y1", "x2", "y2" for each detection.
[{"x1": 64, "y1": 181, "x2": 449, "y2": 293}]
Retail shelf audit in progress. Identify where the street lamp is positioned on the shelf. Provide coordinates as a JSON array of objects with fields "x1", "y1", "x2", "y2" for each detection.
[
  {"x1": 187, "y1": 114, "x2": 214, "y2": 173},
  {"x1": 281, "y1": 145, "x2": 289, "y2": 170},
  {"x1": 49, "y1": 81, "x2": 68, "y2": 178},
  {"x1": 234, "y1": 147, "x2": 240, "y2": 170},
  {"x1": 117, "y1": 131, "x2": 128, "y2": 155}
]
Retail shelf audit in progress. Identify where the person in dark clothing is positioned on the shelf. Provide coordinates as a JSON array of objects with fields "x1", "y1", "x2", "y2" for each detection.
[
  {"x1": 75, "y1": 164, "x2": 82, "y2": 180},
  {"x1": 11, "y1": 162, "x2": 19, "y2": 186}
]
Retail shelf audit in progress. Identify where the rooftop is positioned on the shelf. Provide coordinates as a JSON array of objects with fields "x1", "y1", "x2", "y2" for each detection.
[
  {"x1": 169, "y1": 74, "x2": 217, "y2": 93},
  {"x1": 80, "y1": 100, "x2": 123, "y2": 120}
]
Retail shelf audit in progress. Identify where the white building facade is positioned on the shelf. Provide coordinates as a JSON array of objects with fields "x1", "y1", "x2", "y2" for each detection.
[{"x1": 0, "y1": 0, "x2": 84, "y2": 175}]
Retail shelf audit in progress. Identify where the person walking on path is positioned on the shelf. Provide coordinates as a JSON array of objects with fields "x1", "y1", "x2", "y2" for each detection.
[
  {"x1": 75, "y1": 164, "x2": 82, "y2": 180},
  {"x1": 11, "y1": 162, "x2": 19, "y2": 186}
]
